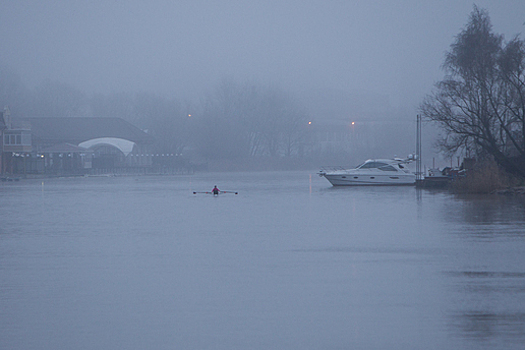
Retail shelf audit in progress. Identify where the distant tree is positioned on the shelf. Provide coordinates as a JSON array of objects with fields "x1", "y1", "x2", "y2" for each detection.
[
  {"x1": 137, "y1": 95, "x2": 191, "y2": 156},
  {"x1": 195, "y1": 79, "x2": 309, "y2": 162},
  {"x1": 256, "y1": 87, "x2": 308, "y2": 157},
  {"x1": 89, "y1": 92, "x2": 192, "y2": 156},
  {"x1": 30, "y1": 79, "x2": 88, "y2": 117},
  {"x1": 257, "y1": 88, "x2": 290, "y2": 157},
  {"x1": 195, "y1": 78, "x2": 249, "y2": 160},
  {"x1": 420, "y1": 6, "x2": 525, "y2": 177},
  {"x1": 89, "y1": 92, "x2": 136, "y2": 123}
]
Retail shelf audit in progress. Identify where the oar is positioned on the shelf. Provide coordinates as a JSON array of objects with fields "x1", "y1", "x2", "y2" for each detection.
[{"x1": 192, "y1": 191, "x2": 238, "y2": 194}]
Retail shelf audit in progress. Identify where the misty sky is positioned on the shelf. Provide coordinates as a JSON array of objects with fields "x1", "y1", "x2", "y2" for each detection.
[{"x1": 1, "y1": 1, "x2": 524, "y2": 115}]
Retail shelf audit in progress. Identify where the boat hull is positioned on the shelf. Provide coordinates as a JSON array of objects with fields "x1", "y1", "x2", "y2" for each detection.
[
  {"x1": 322, "y1": 173, "x2": 415, "y2": 186},
  {"x1": 319, "y1": 157, "x2": 417, "y2": 186}
]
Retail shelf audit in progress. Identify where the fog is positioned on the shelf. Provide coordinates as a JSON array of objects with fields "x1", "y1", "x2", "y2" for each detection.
[
  {"x1": 2, "y1": 1, "x2": 523, "y2": 106},
  {"x1": 1, "y1": 1, "x2": 525, "y2": 167}
]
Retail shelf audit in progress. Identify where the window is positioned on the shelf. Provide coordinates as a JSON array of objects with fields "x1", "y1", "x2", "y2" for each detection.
[
  {"x1": 3, "y1": 131, "x2": 31, "y2": 146},
  {"x1": 359, "y1": 162, "x2": 378, "y2": 169},
  {"x1": 359, "y1": 162, "x2": 395, "y2": 170},
  {"x1": 378, "y1": 165, "x2": 397, "y2": 171}
]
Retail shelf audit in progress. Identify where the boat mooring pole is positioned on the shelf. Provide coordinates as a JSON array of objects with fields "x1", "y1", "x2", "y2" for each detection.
[{"x1": 416, "y1": 114, "x2": 422, "y2": 182}]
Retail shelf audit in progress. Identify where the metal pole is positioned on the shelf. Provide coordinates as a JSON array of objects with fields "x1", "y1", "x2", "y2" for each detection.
[{"x1": 416, "y1": 114, "x2": 422, "y2": 182}]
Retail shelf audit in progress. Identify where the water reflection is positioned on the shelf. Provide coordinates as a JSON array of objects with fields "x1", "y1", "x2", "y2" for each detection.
[
  {"x1": 446, "y1": 257, "x2": 525, "y2": 347},
  {"x1": 454, "y1": 311, "x2": 525, "y2": 343},
  {"x1": 446, "y1": 194, "x2": 525, "y2": 226},
  {"x1": 414, "y1": 187, "x2": 525, "y2": 347}
]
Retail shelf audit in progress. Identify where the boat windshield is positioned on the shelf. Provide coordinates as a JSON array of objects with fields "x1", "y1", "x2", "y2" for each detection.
[
  {"x1": 357, "y1": 161, "x2": 388, "y2": 169},
  {"x1": 356, "y1": 161, "x2": 398, "y2": 171}
]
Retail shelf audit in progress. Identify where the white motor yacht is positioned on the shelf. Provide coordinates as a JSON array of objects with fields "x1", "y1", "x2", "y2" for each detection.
[{"x1": 319, "y1": 157, "x2": 416, "y2": 186}]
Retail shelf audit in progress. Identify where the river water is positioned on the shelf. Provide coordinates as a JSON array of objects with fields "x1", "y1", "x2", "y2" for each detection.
[{"x1": 1, "y1": 171, "x2": 525, "y2": 350}]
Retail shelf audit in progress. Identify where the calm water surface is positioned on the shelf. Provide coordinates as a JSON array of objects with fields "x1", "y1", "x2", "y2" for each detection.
[{"x1": 1, "y1": 171, "x2": 525, "y2": 350}]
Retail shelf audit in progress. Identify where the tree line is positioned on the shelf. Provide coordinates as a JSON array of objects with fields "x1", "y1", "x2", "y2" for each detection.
[{"x1": 0, "y1": 71, "x2": 311, "y2": 166}]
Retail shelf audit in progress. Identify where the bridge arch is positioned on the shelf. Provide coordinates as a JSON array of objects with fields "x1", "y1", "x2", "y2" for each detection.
[
  {"x1": 79, "y1": 137, "x2": 136, "y2": 156},
  {"x1": 79, "y1": 138, "x2": 137, "y2": 168}
]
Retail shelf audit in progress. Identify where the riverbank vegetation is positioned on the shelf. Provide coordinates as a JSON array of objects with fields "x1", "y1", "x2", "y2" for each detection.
[
  {"x1": 451, "y1": 158, "x2": 523, "y2": 194},
  {"x1": 421, "y1": 6, "x2": 525, "y2": 187}
]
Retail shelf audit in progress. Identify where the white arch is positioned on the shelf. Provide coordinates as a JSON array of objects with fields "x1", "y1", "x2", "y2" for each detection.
[{"x1": 79, "y1": 137, "x2": 136, "y2": 156}]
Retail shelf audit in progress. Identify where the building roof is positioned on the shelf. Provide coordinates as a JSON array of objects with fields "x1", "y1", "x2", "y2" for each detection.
[
  {"x1": 40, "y1": 143, "x2": 92, "y2": 154},
  {"x1": 15, "y1": 117, "x2": 155, "y2": 145}
]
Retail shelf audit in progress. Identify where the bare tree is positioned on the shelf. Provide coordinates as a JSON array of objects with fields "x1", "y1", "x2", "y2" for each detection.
[
  {"x1": 420, "y1": 6, "x2": 525, "y2": 177},
  {"x1": 89, "y1": 92, "x2": 136, "y2": 123},
  {"x1": 195, "y1": 78, "x2": 250, "y2": 160},
  {"x1": 30, "y1": 79, "x2": 88, "y2": 117},
  {"x1": 0, "y1": 65, "x2": 29, "y2": 116},
  {"x1": 195, "y1": 79, "x2": 309, "y2": 162},
  {"x1": 498, "y1": 37, "x2": 525, "y2": 160}
]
